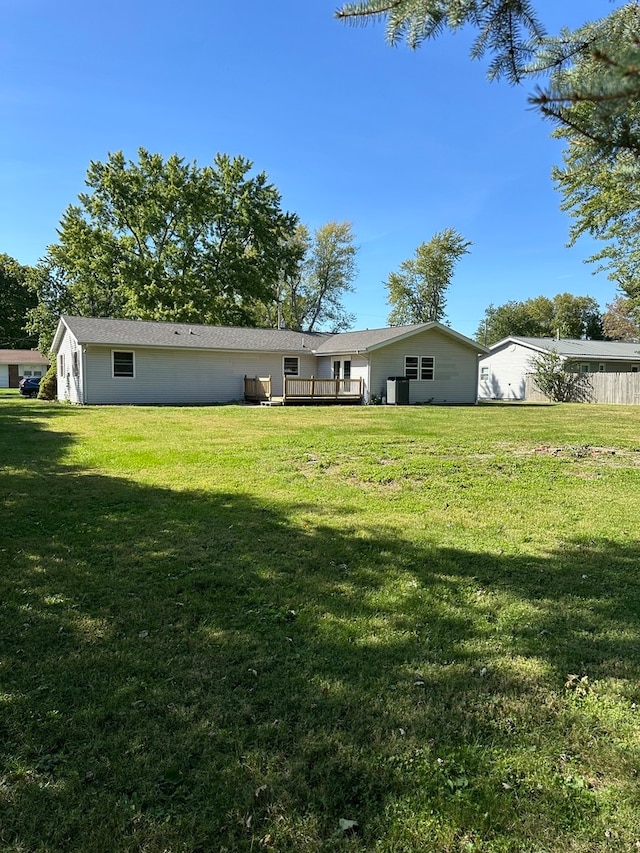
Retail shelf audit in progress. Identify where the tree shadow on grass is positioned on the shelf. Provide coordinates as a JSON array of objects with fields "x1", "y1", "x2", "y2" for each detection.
[{"x1": 1, "y1": 404, "x2": 640, "y2": 852}]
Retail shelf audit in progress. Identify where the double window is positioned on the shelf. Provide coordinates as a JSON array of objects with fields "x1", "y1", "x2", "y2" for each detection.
[
  {"x1": 113, "y1": 350, "x2": 135, "y2": 378},
  {"x1": 404, "y1": 355, "x2": 435, "y2": 381}
]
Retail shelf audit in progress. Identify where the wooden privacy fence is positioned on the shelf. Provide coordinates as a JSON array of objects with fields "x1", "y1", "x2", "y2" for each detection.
[{"x1": 526, "y1": 372, "x2": 640, "y2": 405}]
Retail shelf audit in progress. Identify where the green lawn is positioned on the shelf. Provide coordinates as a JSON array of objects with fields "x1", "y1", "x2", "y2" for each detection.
[{"x1": 2, "y1": 393, "x2": 640, "y2": 852}]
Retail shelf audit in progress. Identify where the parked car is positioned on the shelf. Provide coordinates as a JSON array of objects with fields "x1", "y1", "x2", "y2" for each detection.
[{"x1": 19, "y1": 376, "x2": 40, "y2": 398}]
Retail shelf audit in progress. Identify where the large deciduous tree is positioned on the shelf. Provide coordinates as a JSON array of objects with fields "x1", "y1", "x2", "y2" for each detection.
[
  {"x1": 476, "y1": 292, "x2": 603, "y2": 345},
  {"x1": 386, "y1": 228, "x2": 471, "y2": 325},
  {"x1": 28, "y1": 149, "x2": 300, "y2": 350},
  {"x1": 285, "y1": 221, "x2": 357, "y2": 332},
  {"x1": 0, "y1": 254, "x2": 37, "y2": 348},
  {"x1": 601, "y1": 295, "x2": 640, "y2": 341}
]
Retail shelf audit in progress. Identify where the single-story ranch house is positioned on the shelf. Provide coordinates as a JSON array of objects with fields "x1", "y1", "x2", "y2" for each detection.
[
  {"x1": 0, "y1": 349, "x2": 50, "y2": 388},
  {"x1": 51, "y1": 315, "x2": 488, "y2": 406},
  {"x1": 479, "y1": 336, "x2": 640, "y2": 400}
]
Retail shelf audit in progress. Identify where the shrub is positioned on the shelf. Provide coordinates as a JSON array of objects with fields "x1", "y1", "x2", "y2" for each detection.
[
  {"x1": 37, "y1": 362, "x2": 57, "y2": 401},
  {"x1": 529, "y1": 350, "x2": 592, "y2": 402}
]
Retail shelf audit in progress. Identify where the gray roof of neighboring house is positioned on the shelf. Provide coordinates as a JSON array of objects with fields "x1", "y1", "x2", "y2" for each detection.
[
  {"x1": 490, "y1": 336, "x2": 640, "y2": 361},
  {"x1": 55, "y1": 316, "x2": 331, "y2": 353},
  {"x1": 0, "y1": 349, "x2": 49, "y2": 364}
]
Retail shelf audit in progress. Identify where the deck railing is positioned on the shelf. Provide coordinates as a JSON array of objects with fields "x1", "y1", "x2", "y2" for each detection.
[
  {"x1": 244, "y1": 375, "x2": 363, "y2": 403},
  {"x1": 284, "y1": 376, "x2": 362, "y2": 400},
  {"x1": 244, "y1": 375, "x2": 272, "y2": 402}
]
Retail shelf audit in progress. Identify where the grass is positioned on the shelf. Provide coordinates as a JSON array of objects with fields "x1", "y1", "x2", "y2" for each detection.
[{"x1": 2, "y1": 390, "x2": 640, "y2": 852}]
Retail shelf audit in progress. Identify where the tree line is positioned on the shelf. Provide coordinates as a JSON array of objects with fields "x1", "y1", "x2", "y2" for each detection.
[{"x1": 2, "y1": 145, "x2": 638, "y2": 355}]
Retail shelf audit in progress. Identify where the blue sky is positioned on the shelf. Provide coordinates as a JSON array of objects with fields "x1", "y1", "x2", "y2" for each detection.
[{"x1": 1, "y1": 0, "x2": 623, "y2": 339}]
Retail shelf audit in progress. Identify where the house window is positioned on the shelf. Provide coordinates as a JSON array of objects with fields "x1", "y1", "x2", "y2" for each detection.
[
  {"x1": 598, "y1": 363, "x2": 606, "y2": 373},
  {"x1": 404, "y1": 355, "x2": 434, "y2": 380},
  {"x1": 632, "y1": 365, "x2": 639, "y2": 373},
  {"x1": 72, "y1": 351, "x2": 79, "y2": 376},
  {"x1": 283, "y1": 357, "x2": 299, "y2": 376},
  {"x1": 420, "y1": 356, "x2": 435, "y2": 380},
  {"x1": 59, "y1": 354, "x2": 65, "y2": 376},
  {"x1": 34, "y1": 371, "x2": 42, "y2": 377},
  {"x1": 404, "y1": 356, "x2": 419, "y2": 380},
  {"x1": 343, "y1": 360, "x2": 351, "y2": 379},
  {"x1": 480, "y1": 366, "x2": 489, "y2": 380},
  {"x1": 333, "y1": 360, "x2": 340, "y2": 379},
  {"x1": 23, "y1": 370, "x2": 32, "y2": 377},
  {"x1": 113, "y1": 350, "x2": 135, "y2": 378},
  {"x1": 580, "y1": 363, "x2": 590, "y2": 373}
]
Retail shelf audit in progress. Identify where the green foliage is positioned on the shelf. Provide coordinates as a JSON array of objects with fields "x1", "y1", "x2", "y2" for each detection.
[
  {"x1": 602, "y1": 295, "x2": 640, "y2": 341},
  {"x1": 549, "y1": 6, "x2": 640, "y2": 301},
  {"x1": 28, "y1": 149, "x2": 300, "y2": 347},
  {"x1": 0, "y1": 254, "x2": 37, "y2": 348},
  {"x1": 336, "y1": 2, "x2": 640, "y2": 156},
  {"x1": 336, "y1": 0, "x2": 544, "y2": 82},
  {"x1": 336, "y1": 2, "x2": 640, "y2": 297},
  {"x1": 37, "y1": 361, "x2": 57, "y2": 401},
  {"x1": 477, "y1": 293, "x2": 603, "y2": 345},
  {"x1": 285, "y1": 221, "x2": 358, "y2": 332},
  {"x1": 386, "y1": 228, "x2": 471, "y2": 325},
  {"x1": 529, "y1": 349, "x2": 592, "y2": 402}
]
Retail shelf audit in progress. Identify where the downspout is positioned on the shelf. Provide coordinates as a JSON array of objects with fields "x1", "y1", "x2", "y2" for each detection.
[{"x1": 81, "y1": 346, "x2": 88, "y2": 404}]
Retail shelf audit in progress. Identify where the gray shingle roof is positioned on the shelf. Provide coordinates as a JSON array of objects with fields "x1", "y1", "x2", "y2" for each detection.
[
  {"x1": 314, "y1": 322, "x2": 487, "y2": 354},
  {"x1": 58, "y1": 316, "x2": 331, "y2": 353},
  {"x1": 55, "y1": 316, "x2": 488, "y2": 357},
  {"x1": 494, "y1": 336, "x2": 640, "y2": 360}
]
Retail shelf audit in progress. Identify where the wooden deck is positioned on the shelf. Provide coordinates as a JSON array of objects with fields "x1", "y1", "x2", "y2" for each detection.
[{"x1": 245, "y1": 375, "x2": 363, "y2": 405}]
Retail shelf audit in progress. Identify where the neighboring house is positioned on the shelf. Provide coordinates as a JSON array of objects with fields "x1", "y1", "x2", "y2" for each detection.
[
  {"x1": 51, "y1": 315, "x2": 488, "y2": 406},
  {"x1": 479, "y1": 336, "x2": 640, "y2": 400},
  {"x1": 0, "y1": 349, "x2": 49, "y2": 388}
]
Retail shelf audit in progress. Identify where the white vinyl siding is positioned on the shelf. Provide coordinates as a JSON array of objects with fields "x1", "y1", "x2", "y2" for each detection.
[
  {"x1": 478, "y1": 344, "x2": 534, "y2": 400},
  {"x1": 371, "y1": 329, "x2": 478, "y2": 404},
  {"x1": 79, "y1": 346, "x2": 318, "y2": 405},
  {"x1": 56, "y1": 331, "x2": 84, "y2": 404}
]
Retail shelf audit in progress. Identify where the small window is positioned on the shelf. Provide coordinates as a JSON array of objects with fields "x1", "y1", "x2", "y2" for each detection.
[
  {"x1": 283, "y1": 357, "x2": 299, "y2": 376},
  {"x1": 404, "y1": 356, "x2": 419, "y2": 380},
  {"x1": 23, "y1": 370, "x2": 32, "y2": 377},
  {"x1": 598, "y1": 363, "x2": 606, "y2": 373},
  {"x1": 632, "y1": 365, "x2": 639, "y2": 373},
  {"x1": 580, "y1": 363, "x2": 590, "y2": 373},
  {"x1": 113, "y1": 350, "x2": 135, "y2": 378},
  {"x1": 59, "y1": 354, "x2": 65, "y2": 376},
  {"x1": 420, "y1": 356, "x2": 435, "y2": 380},
  {"x1": 34, "y1": 371, "x2": 42, "y2": 378},
  {"x1": 72, "y1": 351, "x2": 79, "y2": 376},
  {"x1": 480, "y1": 366, "x2": 489, "y2": 380}
]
